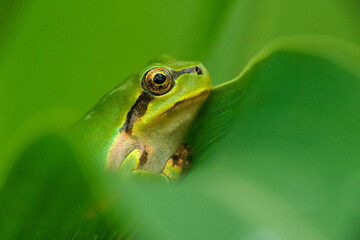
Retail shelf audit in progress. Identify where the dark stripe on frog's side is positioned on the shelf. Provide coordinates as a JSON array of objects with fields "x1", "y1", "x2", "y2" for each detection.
[
  {"x1": 139, "y1": 149, "x2": 149, "y2": 166},
  {"x1": 121, "y1": 66, "x2": 201, "y2": 135},
  {"x1": 121, "y1": 91, "x2": 153, "y2": 134}
]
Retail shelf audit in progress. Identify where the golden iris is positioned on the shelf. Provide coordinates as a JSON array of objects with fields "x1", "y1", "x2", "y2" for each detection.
[{"x1": 143, "y1": 67, "x2": 173, "y2": 95}]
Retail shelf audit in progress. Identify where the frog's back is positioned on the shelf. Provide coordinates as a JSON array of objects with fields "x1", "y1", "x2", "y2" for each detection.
[{"x1": 75, "y1": 73, "x2": 142, "y2": 162}]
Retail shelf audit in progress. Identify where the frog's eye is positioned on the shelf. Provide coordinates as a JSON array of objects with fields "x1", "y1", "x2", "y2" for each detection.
[{"x1": 142, "y1": 67, "x2": 173, "y2": 95}]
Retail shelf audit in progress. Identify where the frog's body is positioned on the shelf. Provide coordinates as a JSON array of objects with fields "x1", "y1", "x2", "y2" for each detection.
[{"x1": 76, "y1": 56, "x2": 211, "y2": 179}]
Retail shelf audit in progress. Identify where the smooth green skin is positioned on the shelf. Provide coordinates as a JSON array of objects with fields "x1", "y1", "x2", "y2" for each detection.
[{"x1": 75, "y1": 56, "x2": 212, "y2": 179}]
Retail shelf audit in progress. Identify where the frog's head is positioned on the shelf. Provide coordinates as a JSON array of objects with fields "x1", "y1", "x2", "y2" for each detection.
[
  {"x1": 125, "y1": 56, "x2": 212, "y2": 137},
  {"x1": 141, "y1": 56, "x2": 211, "y2": 116},
  {"x1": 79, "y1": 56, "x2": 212, "y2": 171}
]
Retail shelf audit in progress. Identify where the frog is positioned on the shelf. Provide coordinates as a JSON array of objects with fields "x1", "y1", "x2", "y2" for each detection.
[{"x1": 75, "y1": 56, "x2": 212, "y2": 181}]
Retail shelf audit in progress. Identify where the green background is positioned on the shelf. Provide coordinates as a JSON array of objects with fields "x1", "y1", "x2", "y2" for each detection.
[
  {"x1": 0, "y1": 0, "x2": 360, "y2": 239},
  {"x1": 1, "y1": 0, "x2": 359, "y2": 148}
]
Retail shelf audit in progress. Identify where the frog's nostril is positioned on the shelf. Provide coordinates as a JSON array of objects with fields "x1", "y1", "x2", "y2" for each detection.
[{"x1": 194, "y1": 66, "x2": 203, "y2": 75}]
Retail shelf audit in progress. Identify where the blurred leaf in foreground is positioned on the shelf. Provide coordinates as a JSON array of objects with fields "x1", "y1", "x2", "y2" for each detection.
[
  {"x1": 185, "y1": 37, "x2": 360, "y2": 240},
  {"x1": 0, "y1": 134, "x2": 106, "y2": 239}
]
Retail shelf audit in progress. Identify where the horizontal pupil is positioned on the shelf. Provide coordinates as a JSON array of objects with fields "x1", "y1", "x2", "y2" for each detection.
[{"x1": 153, "y1": 73, "x2": 167, "y2": 84}]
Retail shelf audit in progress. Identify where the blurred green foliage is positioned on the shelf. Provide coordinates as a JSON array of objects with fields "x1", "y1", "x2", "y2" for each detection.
[{"x1": 0, "y1": 0, "x2": 360, "y2": 239}]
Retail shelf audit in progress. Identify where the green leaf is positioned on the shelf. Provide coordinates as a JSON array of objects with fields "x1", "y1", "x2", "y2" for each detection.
[
  {"x1": 205, "y1": 0, "x2": 360, "y2": 85},
  {"x1": 0, "y1": 133, "x2": 145, "y2": 239},
  {"x1": 185, "y1": 39, "x2": 360, "y2": 239},
  {"x1": 0, "y1": 134, "x2": 115, "y2": 239},
  {"x1": 0, "y1": 134, "x2": 85, "y2": 238}
]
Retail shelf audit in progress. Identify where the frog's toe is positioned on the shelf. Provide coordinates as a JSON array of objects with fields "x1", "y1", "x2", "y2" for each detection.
[
  {"x1": 163, "y1": 142, "x2": 193, "y2": 180},
  {"x1": 117, "y1": 149, "x2": 141, "y2": 176}
]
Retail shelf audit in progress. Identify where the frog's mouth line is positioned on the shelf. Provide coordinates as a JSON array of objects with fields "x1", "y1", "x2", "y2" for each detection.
[{"x1": 161, "y1": 90, "x2": 210, "y2": 116}]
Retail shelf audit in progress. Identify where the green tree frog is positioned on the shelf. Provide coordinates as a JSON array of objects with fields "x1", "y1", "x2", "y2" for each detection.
[{"x1": 76, "y1": 56, "x2": 212, "y2": 181}]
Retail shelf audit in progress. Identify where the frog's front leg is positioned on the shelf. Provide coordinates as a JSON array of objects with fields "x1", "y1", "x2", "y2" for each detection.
[
  {"x1": 162, "y1": 143, "x2": 193, "y2": 180},
  {"x1": 106, "y1": 133, "x2": 139, "y2": 172},
  {"x1": 107, "y1": 133, "x2": 192, "y2": 181},
  {"x1": 128, "y1": 143, "x2": 193, "y2": 181},
  {"x1": 118, "y1": 148, "x2": 170, "y2": 183}
]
